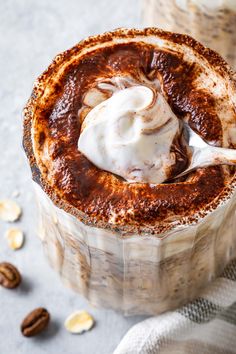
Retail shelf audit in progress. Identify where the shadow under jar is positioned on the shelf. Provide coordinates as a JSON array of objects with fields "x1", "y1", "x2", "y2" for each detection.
[{"x1": 23, "y1": 28, "x2": 236, "y2": 315}]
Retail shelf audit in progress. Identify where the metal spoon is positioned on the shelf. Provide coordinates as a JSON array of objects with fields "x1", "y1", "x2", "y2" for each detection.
[{"x1": 174, "y1": 122, "x2": 236, "y2": 179}]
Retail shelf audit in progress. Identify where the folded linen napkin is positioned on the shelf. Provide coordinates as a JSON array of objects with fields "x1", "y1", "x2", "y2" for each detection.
[{"x1": 114, "y1": 259, "x2": 236, "y2": 354}]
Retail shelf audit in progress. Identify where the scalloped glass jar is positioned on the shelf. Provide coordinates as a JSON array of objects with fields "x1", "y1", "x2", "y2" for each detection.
[
  {"x1": 34, "y1": 182, "x2": 236, "y2": 315},
  {"x1": 142, "y1": 0, "x2": 236, "y2": 69}
]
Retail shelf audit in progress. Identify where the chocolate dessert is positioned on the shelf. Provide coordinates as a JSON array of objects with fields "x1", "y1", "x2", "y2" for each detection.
[{"x1": 23, "y1": 28, "x2": 236, "y2": 315}]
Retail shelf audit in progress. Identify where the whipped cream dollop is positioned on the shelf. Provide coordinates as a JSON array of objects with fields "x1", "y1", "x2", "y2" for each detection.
[{"x1": 78, "y1": 84, "x2": 186, "y2": 184}]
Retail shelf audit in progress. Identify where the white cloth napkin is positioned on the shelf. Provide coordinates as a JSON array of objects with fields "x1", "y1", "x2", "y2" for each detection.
[{"x1": 114, "y1": 259, "x2": 236, "y2": 354}]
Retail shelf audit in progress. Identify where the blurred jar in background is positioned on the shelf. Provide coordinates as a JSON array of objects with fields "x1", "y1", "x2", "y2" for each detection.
[{"x1": 142, "y1": 0, "x2": 236, "y2": 69}]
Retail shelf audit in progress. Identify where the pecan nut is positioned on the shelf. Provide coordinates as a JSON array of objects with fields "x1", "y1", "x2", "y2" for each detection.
[
  {"x1": 21, "y1": 308, "x2": 50, "y2": 337},
  {"x1": 0, "y1": 262, "x2": 21, "y2": 288}
]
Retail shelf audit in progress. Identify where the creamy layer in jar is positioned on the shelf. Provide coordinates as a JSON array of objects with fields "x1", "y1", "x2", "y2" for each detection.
[
  {"x1": 23, "y1": 28, "x2": 236, "y2": 314},
  {"x1": 142, "y1": 0, "x2": 236, "y2": 69}
]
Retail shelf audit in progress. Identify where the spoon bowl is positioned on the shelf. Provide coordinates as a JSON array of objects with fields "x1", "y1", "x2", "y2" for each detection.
[{"x1": 174, "y1": 123, "x2": 236, "y2": 179}]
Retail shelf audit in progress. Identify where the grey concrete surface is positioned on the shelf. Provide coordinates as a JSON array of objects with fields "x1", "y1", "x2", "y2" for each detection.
[{"x1": 0, "y1": 1, "x2": 145, "y2": 353}]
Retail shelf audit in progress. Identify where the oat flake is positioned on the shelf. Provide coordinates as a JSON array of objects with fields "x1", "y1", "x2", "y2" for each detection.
[
  {"x1": 64, "y1": 310, "x2": 94, "y2": 334},
  {"x1": 0, "y1": 199, "x2": 21, "y2": 222},
  {"x1": 5, "y1": 228, "x2": 24, "y2": 250}
]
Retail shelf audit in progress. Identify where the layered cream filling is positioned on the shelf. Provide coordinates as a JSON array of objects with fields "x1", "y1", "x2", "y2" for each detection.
[{"x1": 176, "y1": 0, "x2": 236, "y2": 11}]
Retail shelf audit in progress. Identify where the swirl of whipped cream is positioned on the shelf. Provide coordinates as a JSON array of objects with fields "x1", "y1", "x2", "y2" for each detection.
[{"x1": 78, "y1": 84, "x2": 187, "y2": 184}]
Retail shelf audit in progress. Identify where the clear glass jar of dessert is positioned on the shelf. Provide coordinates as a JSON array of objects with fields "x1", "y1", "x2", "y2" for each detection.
[
  {"x1": 142, "y1": 0, "x2": 236, "y2": 69},
  {"x1": 23, "y1": 28, "x2": 236, "y2": 315}
]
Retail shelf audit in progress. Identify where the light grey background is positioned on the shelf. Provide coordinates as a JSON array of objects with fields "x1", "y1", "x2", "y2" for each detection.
[{"x1": 0, "y1": 1, "x2": 145, "y2": 353}]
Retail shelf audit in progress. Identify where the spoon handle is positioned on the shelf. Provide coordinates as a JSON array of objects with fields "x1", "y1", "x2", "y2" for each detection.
[{"x1": 175, "y1": 145, "x2": 236, "y2": 179}]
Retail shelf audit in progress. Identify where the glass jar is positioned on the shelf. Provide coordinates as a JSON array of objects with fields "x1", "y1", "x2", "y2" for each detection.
[
  {"x1": 142, "y1": 0, "x2": 236, "y2": 68},
  {"x1": 33, "y1": 181, "x2": 236, "y2": 315},
  {"x1": 23, "y1": 28, "x2": 236, "y2": 316}
]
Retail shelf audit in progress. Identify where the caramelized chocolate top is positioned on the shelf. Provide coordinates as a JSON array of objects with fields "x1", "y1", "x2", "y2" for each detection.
[{"x1": 23, "y1": 28, "x2": 236, "y2": 234}]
